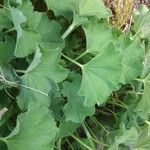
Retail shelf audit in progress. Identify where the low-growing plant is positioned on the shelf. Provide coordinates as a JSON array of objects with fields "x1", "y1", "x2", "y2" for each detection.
[{"x1": 0, "y1": 0, "x2": 150, "y2": 150}]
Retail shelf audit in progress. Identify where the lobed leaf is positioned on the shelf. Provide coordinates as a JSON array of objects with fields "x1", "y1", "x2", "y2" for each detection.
[
  {"x1": 136, "y1": 74, "x2": 150, "y2": 119},
  {"x1": 0, "y1": 37, "x2": 17, "y2": 86},
  {"x1": 5, "y1": 102, "x2": 59, "y2": 150},
  {"x1": 79, "y1": 43, "x2": 122, "y2": 106},
  {"x1": 17, "y1": 47, "x2": 68, "y2": 110},
  {"x1": 83, "y1": 18, "x2": 113, "y2": 55},
  {"x1": 14, "y1": 29, "x2": 41, "y2": 57},
  {"x1": 59, "y1": 120, "x2": 80, "y2": 138},
  {"x1": 62, "y1": 75, "x2": 95, "y2": 123},
  {"x1": 133, "y1": 8, "x2": 150, "y2": 39},
  {"x1": 120, "y1": 39, "x2": 145, "y2": 83},
  {"x1": 44, "y1": 0, "x2": 111, "y2": 19}
]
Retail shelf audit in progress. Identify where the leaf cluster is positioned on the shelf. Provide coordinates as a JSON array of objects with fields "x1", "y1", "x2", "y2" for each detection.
[{"x1": 0, "y1": 1, "x2": 150, "y2": 150}]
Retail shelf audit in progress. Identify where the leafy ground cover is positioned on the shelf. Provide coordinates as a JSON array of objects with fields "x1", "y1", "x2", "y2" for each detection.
[{"x1": 0, "y1": 0, "x2": 150, "y2": 150}]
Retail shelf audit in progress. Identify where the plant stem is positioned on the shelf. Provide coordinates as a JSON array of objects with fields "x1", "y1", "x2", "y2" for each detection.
[
  {"x1": 0, "y1": 66, "x2": 49, "y2": 97},
  {"x1": 136, "y1": 48, "x2": 150, "y2": 94},
  {"x1": 135, "y1": 62, "x2": 150, "y2": 94},
  {"x1": 105, "y1": 107, "x2": 117, "y2": 119},
  {"x1": 19, "y1": 84, "x2": 48, "y2": 96},
  {"x1": 5, "y1": 28, "x2": 15, "y2": 34},
  {"x1": 0, "y1": 4, "x2": 10, "y2": 11},
  {"x1": 145, "y1": 120, "x2": 150, "y2": 126},
  {"x1": 91, "y1": 138, "x2": 109, "y2": 147},
  {"x1": 108, "y1": 101, "x2": 128, "y2": 109},
  {"x1": 84, "y1": 122, "x2": 98, "y2": 141},
  {"x1": 91, "y1": 117, "x2": 110, "y2": 134},
  {"x1": 0, "y1": 137, "x2": 7, "y2": 143},
  {"x1": 15, "y1": 70, "x2": 26, "y2": 74},
  {"x1": 66, "y1": 139, "x2": 75, "y2": 150},
  {"x1": 57, "y1": 138, "x2": 61, "y2": 150},
  {"x1": 82, "y1": 123, "x2": 95, "y2": 149},
  {"x1": 61, "y1": 23, "x2": 75, "y2": 40},
  {"x1": 71, "y1": 134, "x2": 93, "y2": 150},
  {"x1": 61, "y1": 53, "x2": 83, "y2": 68},
  {"x1": 75, "y1": 51, "x2": 88, "y2": 61},
  {"x1": 84, "y1": 122, "x2": 109, "y2": 148}
]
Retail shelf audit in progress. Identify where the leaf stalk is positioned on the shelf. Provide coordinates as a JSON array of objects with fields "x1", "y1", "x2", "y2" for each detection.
[
  {"x1": 75, "y1": 51, "x2": 88, "y2": 61},
  {"x1": 61, "y1": 53, "x2": 83, "y2": 68},
  {"x1": 61, "y1": 23, "x2": 75, "y2": 40}
]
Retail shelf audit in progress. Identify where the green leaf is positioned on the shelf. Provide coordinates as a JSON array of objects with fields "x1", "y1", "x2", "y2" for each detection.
[
  {"x1": 136, "y1": 73, "x2": 150, "y2": 119},
  {"x1": 26, "y1": 11, "x2": 42, "y2": 30},
  {"x1": 25, "y1": 13, "x2": 63, "y2": 50},
  {"x1": 50, "y1": 95, "x2": 64, "y2": 122},
  {"x1": 9, "y1": 7, "x2": 42, "y2": 58},
  {"x1": 14, "y1": 12, "x2": 63, "y2": 57},
  {"x1": 18, "y1": 0, "x2": 33, "y2": 18},
  {"x1": 15, "y1": 29, "x2": 41, "y2": 57},
  {"x1": 59, "y1": 120, "x2": 80, "y2": 138},
  {"x1": 121, "y1": 40, "x2": 144, "y2": 83},
  {"x1": 5, "y1": 102, "x2": 59, "y2": 150},
  {"x1": 62, "y1": 75, "x2": 95, "y2": 123},
  {"x1": 10, "y1": 7, "x2": 27, "y2": 38},
  {"x1": 25, "y1": 47, "x2": 42, "y2": 73},
  {"x1": 44, "y1": 0, "x2": 111, "y2": 19},
  {"x1": 49, "y1": 85, "x2": 64, "y2": 122},
  {"x1": 0, "y1": 9, "x2": 12, "y2": 31},
  {"x1": 135, "y1": 125, "x2": 150, "y2": 150},
  {"x1": 108, "y1": 125, "x2": 139, "y2": 150},
  {"x1": 37, "y1": 14, "x2": 64, "y2": 50},
  {"x1": 0, "y1": 37, "x2": 17, "y2": 85},
  {"x1": 133, "y1": 9, "x2": 150, "y2": 38},
  {"x1": 120, "y1": 92, "x2": 139, "y2": 129},
  {"x1": 9, "y1": 7, "x2": 35, "y2": 57},
  {"x1": 8, "y1": 0, "x2": 21, "y2": 5},
  {"x1": 113, "y1": 35, "x2": 144, "y2": 83},
  {"x1": 17, "y1": 48, "x2": 68, "y2": 110},
  {"x1": 135, "y1": 136, "x2": 150, "y2": 150},
  {"x1": 83, "y1": 18, "x2": 113, "y2": 55},
  {"x1": 79, "y1": 43, "x2": 122, "y2": 106},
  {"x1": 75, "y1": 0, "x2": 111, "y2": 19},
  {"x1": 44, "y1": 0, "x2": 74, "y2": 19}
]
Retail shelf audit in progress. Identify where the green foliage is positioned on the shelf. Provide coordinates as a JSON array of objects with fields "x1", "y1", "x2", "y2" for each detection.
[
  {"x1": 79, "y1": 43, "x2": 122, "y2": 106},
  {"x1": 108, "y1": 125, "x2": 139, "y2": 150},
  {"x1": 136, "y1": 73, "x2": 150, "y2": 118},
  {"x1": 83, "y1": 18, "x2": 113, "y2": 54},
  {"x1": 132, "y1": 5, "x2": 150, "y2": 39},
  {"x1": 5, "y1": 102, "x2": 59, "y2": 150},
  {"x1": 44, "y1": 0, "x2": 111, "y2": 19},
  {"x1": 62, "y1": 74, "x2": 95, "y2": 123},
  {"x1": 0, "y1": 0, "x2": 150, "y2": 150}
]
